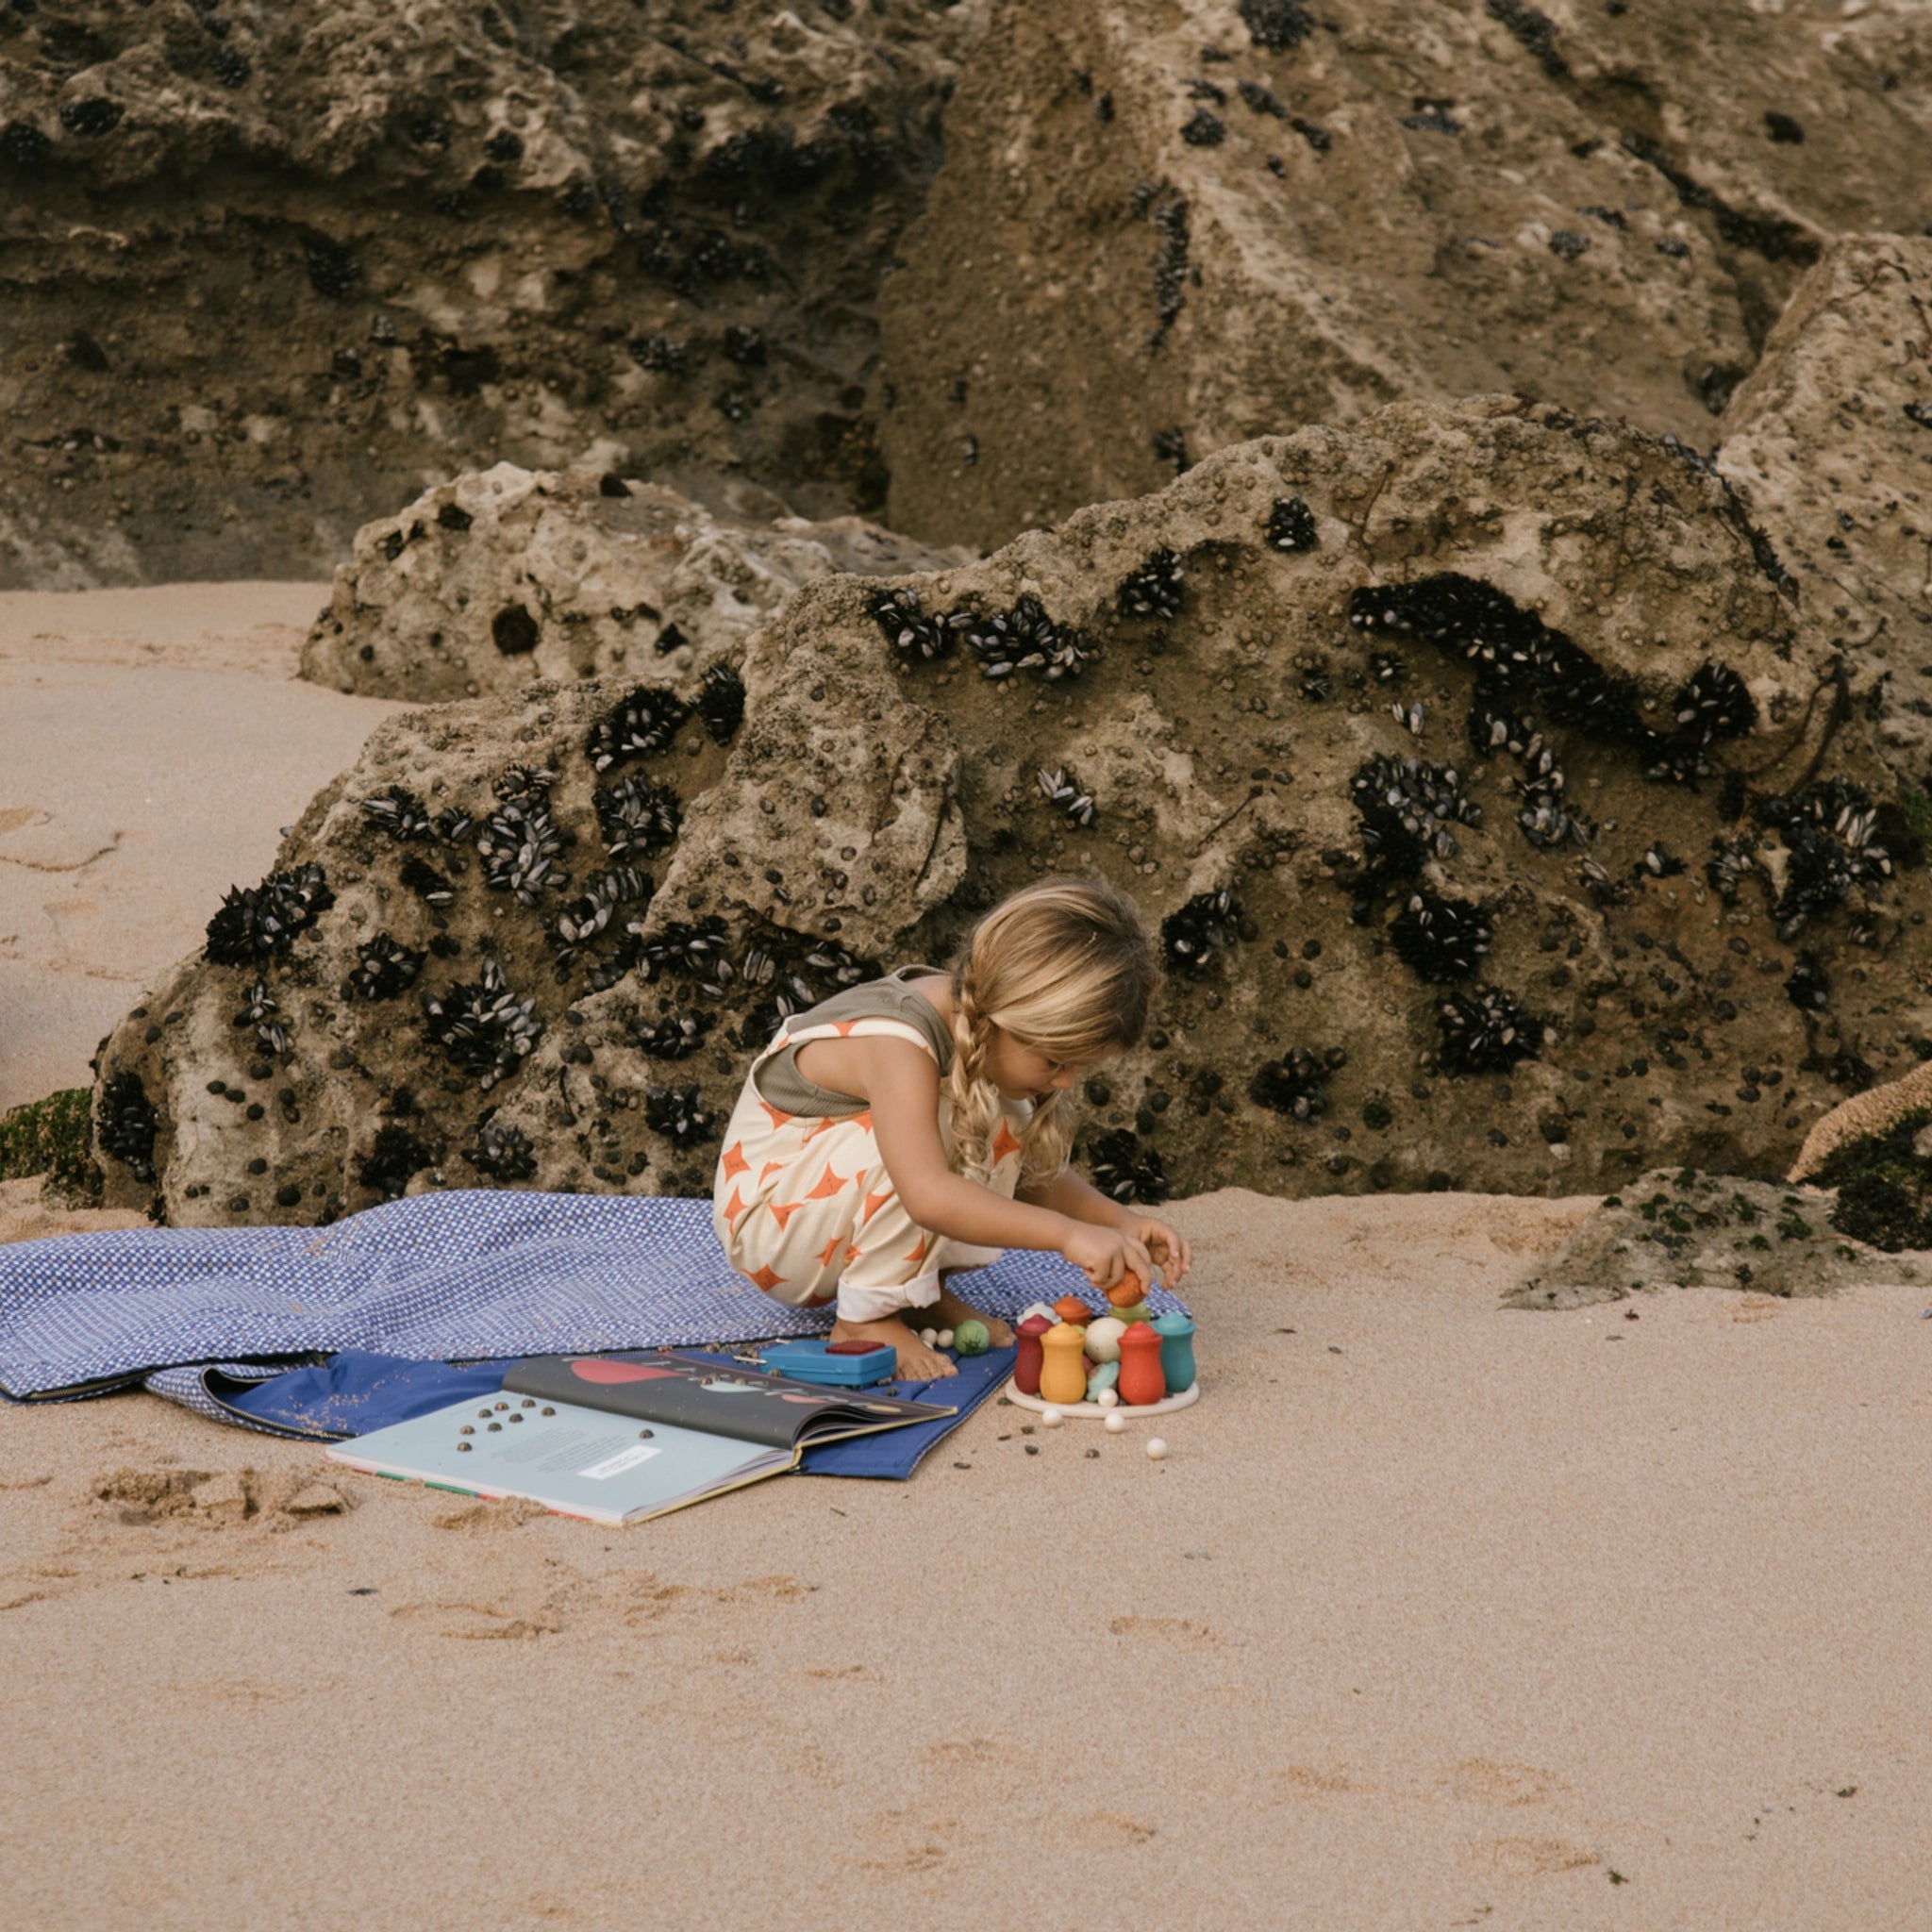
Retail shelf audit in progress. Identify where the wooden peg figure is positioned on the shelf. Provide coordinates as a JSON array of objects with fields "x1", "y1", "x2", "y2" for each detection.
[
  {"x1": 1116, "y1": 1321, "x2": 1167, "y2": 1408},
  {"x1": 1014, "y1": 1313, "x2": 1053, "y2": 1396},
  {"x1": 1039, "y1": 1321, "x2": 1091, "y2": 1407},
  {"x1": 1152, "y1": 1310, "x2": 1197, "y2": 1393},
  {"x1": 1053, "y1": 1294, "x2": 1093, "y2": 1328}
]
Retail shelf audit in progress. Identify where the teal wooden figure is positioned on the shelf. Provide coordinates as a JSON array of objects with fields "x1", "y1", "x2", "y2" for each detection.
[
  {"x1": 1153, "y1": 1310, "x2": 1197, "y2": 1392},
  {"x1": 1086, "y1": 1359, "x2": 1120, "y2": 1403}
]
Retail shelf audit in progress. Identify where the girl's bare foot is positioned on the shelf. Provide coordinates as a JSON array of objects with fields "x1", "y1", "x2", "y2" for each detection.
[
  {"x1": 933, "y1": 1281, "x2": 1014, "y2": 1348},
  {"x1": 830, "y1": 1314, "x2": 956, "y2": 1380}
]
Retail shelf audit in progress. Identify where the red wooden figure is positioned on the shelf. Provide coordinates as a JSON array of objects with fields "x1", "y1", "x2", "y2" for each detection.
[
  {"x1": 1116, "y1": 1321, "x2": 1167, "y2": 1408},
  {"x1": 1014, "y1": 1313, "x2": 1053, "y2": 1396}
]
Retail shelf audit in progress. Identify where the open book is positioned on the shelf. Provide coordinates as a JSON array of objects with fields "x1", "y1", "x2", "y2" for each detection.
[{"x1": 325, "y1": 1351, "x2": 954, "y2": 1525}]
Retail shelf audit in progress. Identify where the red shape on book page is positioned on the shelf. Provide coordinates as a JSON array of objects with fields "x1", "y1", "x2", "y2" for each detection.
[{"x1": 569, "y1": 1359, "x2": 680, "y2": 1385}]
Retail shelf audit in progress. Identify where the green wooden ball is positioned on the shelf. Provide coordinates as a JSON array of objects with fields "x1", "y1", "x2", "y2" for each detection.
[{"x1": 952, "y1": 1319, "x2": 990, "y2": 1357}]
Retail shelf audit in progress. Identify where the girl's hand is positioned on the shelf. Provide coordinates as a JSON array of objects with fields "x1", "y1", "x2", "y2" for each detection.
[
  {"x1": 1060, "y1": 1220, "x2": 1155, "y2": 1298},
  {"x1": 1122, "y1": 1215, "x2": 1191, "y2": 1290}
]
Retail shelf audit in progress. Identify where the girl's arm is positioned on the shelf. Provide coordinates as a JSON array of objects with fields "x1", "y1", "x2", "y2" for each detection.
[{"x1": 862, "y1": 1041, "x2": 1154, "y2": 1289}]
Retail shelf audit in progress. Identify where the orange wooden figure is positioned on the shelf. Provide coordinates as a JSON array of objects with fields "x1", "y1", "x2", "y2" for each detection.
[
  {"x1": 1014, "y1": 1313, "x2": 1053, "y2": 1397},
  {"x1": 1106, "y1": 1266, "x2": 1149, "y2": 1308},
  {"x1": 1039, "y1": 1321, "x2": 1091, "y2": 1407},
  {"x1": 1116, "y1": 1321, "x2": 1167, "y2": 1408},
  {"x1": 1053, "y1": 1294, "x2": 1093, "y2": 1328}
]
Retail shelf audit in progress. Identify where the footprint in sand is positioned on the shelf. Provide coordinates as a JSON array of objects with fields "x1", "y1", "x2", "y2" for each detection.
[
  {"x1": 1450, "y1": 1757, "x2": 1573, "y2": 1807},
  {"x1": 1474, "y1": 1834, "x2": 1601, "y2": 1876}
]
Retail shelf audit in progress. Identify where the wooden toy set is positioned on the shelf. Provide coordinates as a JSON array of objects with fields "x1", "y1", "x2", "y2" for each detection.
[{"x1": 1006, "y1": 1286, "x2": 1198, "y2": 1421}]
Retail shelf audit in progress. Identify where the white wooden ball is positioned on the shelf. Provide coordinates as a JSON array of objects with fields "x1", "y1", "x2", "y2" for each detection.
[
  {"x1": 1103, "y1": 1411, "x2": 1128, "y2": 1434},
  {"x1": 1041, "y1": 1407, "x2": 1064, "y2": 1428},
  {"x1": 1083, "y1": 1315, "x2": 1128, "y2": 1364},
  {"x1": 1145, "y1": 1438, "x2": 1169, "y2": 1460},
  {"x1": 1096, "y1": 1388, "x2": 1120, "y2": 1409},
  {"x1": 919, "y1": 1328, "x2": 938, "y2": 1347},
  {"x1": 937, "y1": 1328, "x2": 955, "y2": 1349}
]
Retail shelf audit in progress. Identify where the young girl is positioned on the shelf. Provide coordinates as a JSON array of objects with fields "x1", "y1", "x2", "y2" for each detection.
[{"x1": 711, "y1": 877, "x2": 1191, "y2": 1379}]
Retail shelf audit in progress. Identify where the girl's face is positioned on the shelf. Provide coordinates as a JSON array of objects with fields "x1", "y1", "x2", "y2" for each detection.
[{"x1": 985, "y1": 1027, "x2": 1114, "y2": 1104}]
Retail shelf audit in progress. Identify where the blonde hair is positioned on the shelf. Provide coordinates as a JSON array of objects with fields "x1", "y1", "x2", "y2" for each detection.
[{"x1": 943, "y1": 876, "x2": 1159, "y2": 1191}]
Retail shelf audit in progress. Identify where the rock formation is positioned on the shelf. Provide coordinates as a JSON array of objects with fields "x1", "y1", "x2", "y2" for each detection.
[
  {"x1": 299, "y1": 463, "x2": 967, "y2": 702},
  {"x1": 1716, "y1": 235, "x2": 1932, "y2": 793},
  {"x1": 874, "y1": 0, "x2": 1932, "y2": 553},
  {"x1": 0, "y1": 0, "x2": 984, "y2": 586},
  {"x1": 1502, "y1": 1166, "x2": 1917, "y2": 1308},
  {"x1": 91, "y1": 398, "x2": 1932, "y2": 1224}
]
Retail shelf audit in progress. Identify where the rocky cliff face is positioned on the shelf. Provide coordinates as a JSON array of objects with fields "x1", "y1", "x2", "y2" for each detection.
[
  {"x1": 0, "y1": 0, "x2": 984, "y2": 587},
  {"x1": 874, "y1": 0, "x2": 1932, "y2": 553},
  {"x1": 1716, "y1": 236, "x2": 1932, "y2": 795},
  {"x1": 298, "y1": 463, "x2": 967, "y2": 702},
  {"x1": 92, "y1": 398, "x2": 1932, "y2": 1224}
]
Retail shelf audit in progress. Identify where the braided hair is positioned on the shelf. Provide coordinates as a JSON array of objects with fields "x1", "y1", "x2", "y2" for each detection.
[{"x1": 942, "y1": 876, "x2": 1158, "y2": 1189}]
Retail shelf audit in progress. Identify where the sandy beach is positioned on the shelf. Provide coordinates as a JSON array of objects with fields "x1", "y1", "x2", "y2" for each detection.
[
  {"x1": 4, "y1": 589, "x2": 1929, "y2": 1928},
  {"x1": 4, "y1": 1186, "x2": 1929, "y2": 1929},
  {"x1": 0, "y1": 584, "x2": 397, "y2": 1112}
]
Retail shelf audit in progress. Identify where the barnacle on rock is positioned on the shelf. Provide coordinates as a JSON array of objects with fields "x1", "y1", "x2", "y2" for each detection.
[
  {"x1": 1161, "y1": 890, "x2": 1242, "y2": 973},
  {"x1": 1579, "y1": 856, "x2": 1633, "y2": 908},
  {"x1": 359, "y1": 786, "x2": 432, "y2": 841},
  {"x1": 1757, "y1": 780, "x2": 1891, "y2": 937},
  {"x1": 495, "y1": 763, "x2": 556, "y2": 803},
  {"x1": 641, "y1": 916, "x2": 733, "y2": 982},
  {"x1": 1349, "y1": 575, "x2": 1726, "y2": 779},
  {"x1": 205, "y1": 864, "x2": 335, "y2": 966},
  {"x1": 400, "y1": 856, "x2": 457, "y2": 907},
  {"x1": 1672, "y1": 662, "x2": 1757, "y2": 746},
  {"x1": 1085, "y1": 1128, "x2": 1169, "y2": 1205},
  {"x1": 588, "y1": 686, "x2": 692, "y2": 772},
  {"x1": 232, "y1": 978, "x2": 287, "y2": 1055},
  {"x1": 1706, "y1": 835, "x2": 1761, "y2": 904},
  {"x1": 1116, "y1": 549, "x2": 1186, "y2": 622},
  {"x1": 697, "y1": 663, "x2": 746, "y2": 742},
  {"x1": 349, "y1": 935, "x2": 425, "y2": 1002},
  {"x1": 422, "y1": 958, "x2": 544, "y2": 1090},
  {"x1": 1436, "y1": 987, "x2": 1542, "y2": 1075},
  {"x1": 359, "y1": 1125, "x2": 432, "y2": 1202},
  {"x1": 1037, "y1": 767, "x2": 1095, "y2": 828},
  {"x1": 475, "y1": 792, "x2": 568, "y2": 906},
  {"x1": 553, "y1": 868, "x2": 653, "y2": 968},
  {"x1": 96, "y1": 1072, "x2": 158, "y2": 1182},
  {"x1": 1240, "y1": 0, "x2": 1313, "y2": 49},
  {"x1": 463, "y1": 1113, "x2": 538, "y2": 1182},
  {"x1": 645, "y1": 1083, "x2": 717, "y2": 1147},
  {"x1": 955, "y1": 594, "x2": 1092, "y2": 682},
  {"x1": 1266, "y1": 494, "x2": 1319, "y2": 552},
  {"x1": 1786, "y1": 953, "x2": 1830, "y2": 1011},
  {"x1": 1247, "y1": 1048, "x2": 1329, "y2": 1121},
  {"x1": 1299, "y1": 659, "x2": 1332, "y2": 703},
  {"x1": 1351, "y1": 755, "x2": 1480, "y2": 872},
  {"x1": 867, "y1": 587, "x2": 951, "y2": 662},
  {"x1": 632, "y1": 1009, "x2": 713, "y2": 1059},
  {"x1": 1390, "y1": 893, "x2": 1492, "y2": 983},
  {"x1": 595, "y1": 774, "x2": 681, "y2": 861}
]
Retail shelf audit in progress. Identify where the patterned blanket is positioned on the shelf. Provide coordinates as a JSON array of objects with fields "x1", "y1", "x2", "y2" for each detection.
[{"x1": 0, "y1": 1190, "x2": 1184, "y2": 1402}]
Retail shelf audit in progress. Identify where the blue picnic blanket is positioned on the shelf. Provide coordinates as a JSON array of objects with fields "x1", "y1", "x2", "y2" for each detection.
[
  {"x1": 0, "y1": 1190, "x2": 1184, "y2": 1402},
  {"x1": 144, "y1": 1345, "x2": 1019, "y2": 1477}
]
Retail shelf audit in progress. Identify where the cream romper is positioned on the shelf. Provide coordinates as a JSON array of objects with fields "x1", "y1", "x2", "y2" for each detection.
[{"x1": 711, "y1": 967, "x2": 1031, "y2": 1324}]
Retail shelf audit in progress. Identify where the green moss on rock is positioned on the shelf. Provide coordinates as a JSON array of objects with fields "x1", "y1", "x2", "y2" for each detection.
[{"x1": 0, "y1": 1089, "x2": 104, "y2": 1207}]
